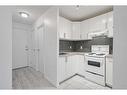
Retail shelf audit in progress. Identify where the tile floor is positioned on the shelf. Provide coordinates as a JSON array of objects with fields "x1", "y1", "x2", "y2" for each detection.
[
  {"x1": 58, "y1": 75, "x2": 111, "y2": 89},
  {"x1": 12, "y1": 67, "x2": 111, "y2": 89}
]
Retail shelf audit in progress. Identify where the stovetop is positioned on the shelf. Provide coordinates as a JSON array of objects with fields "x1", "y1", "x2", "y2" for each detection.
[{"x1": 86, "y1": 52, "x2": 107, "y2": 58}]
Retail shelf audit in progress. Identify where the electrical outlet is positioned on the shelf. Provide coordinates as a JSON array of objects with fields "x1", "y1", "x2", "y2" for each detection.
[{"x1": 80, "y1": 46, "x2": 83, "y2": 50}]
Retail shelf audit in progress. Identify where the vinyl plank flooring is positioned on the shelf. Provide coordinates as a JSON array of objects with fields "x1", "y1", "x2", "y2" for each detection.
[{"x1": 12, "y1": 67, "x2": 55, "y2": 89}]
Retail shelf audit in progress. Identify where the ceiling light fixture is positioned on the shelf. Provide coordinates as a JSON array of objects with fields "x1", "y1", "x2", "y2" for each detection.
[
  {"x1": 76, "y1": 5, "x2": 80, "y2": 10},
  {"x1": 19, "y1": 12, "x2": 29, "y2": 18}
]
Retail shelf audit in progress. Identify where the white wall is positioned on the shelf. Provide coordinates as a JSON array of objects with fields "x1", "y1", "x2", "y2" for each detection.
[
  {"x1": 0, "y1": 7, "x2": 12, "y2": 89},
  {"x1": 113, "y1": 6, "x2": 127, "y2": 89},
  {"x1": 12, "y1": 22, "x2": 33, "y2": 69},
  {"x1": 43, "y1": 7, "x2": 59, "y2": 87}
]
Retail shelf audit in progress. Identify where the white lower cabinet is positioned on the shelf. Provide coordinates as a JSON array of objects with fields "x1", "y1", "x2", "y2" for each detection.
[
  {"x1": 58, "y1": 56, "x2": 77, "y2": 83},
  {"x1": 77, "y1": 55, "x2": 85, "y2": 76},
  {"x1": 66, "y1": 55, "x2": 77, "y2": 78},
  {"x1": 106, "y1": 56, "x2": 113, "y2": 87},
  {"x1": 58, "y1": 54, "x2": 85, "y2": 83},
  {"x1": 58, "y1": 57, "x2": 66, "y2": 82}
]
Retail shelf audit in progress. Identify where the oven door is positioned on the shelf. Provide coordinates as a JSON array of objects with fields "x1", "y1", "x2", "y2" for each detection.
[{"x1": 85, "y1": 56, "x2": 105, "y2": 76}]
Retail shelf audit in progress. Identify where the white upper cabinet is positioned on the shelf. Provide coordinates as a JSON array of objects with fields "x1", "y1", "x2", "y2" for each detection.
[
  {"x1": 59, "y1": 16, "x2": 72, "y2": 39},
  {"x1": 107, "y1": 11, "x2": 113, "y2": 28},
  {"x1": 71, "y1": 22, "x2": 81, "y2": 40},
  {"x1": 107, "y1": 11, "x2": 113, "y2": 37},
  {"x1": 88, "y1": 13, "x2": 107, "y2": 32},
  {"x1": 59, "y1": 11, "x2": 113, "y2": 40},
  {"x1": 81, "y1": 19, "x2": 91, "y2": 40},
  {"x1": 81, "y1": 11, "x2": 113, "y2": 39}
]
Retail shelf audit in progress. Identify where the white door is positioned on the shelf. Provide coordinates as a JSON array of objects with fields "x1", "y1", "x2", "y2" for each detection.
[
  {"x1": 33, "y1": 26, "x2": 44, "y2": 72},
  {"x1": 12, "y1": 29, "x2": 28, "y2": 69},
  {"x1": 33, "y1": 30, "x2": 39, "y2": 71},
  {"x1": 38, "y1": 27, "x2": 44, "y2": 73}
]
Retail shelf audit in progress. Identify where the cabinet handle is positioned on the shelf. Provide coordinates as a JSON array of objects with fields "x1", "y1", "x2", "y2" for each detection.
[
  {"x1": 80, "y1": 34, "x2": 82, "y2": 39},
  {"x1": 64, "y1": 33, "x2": 66, "y2": 38},
  {"x1": 65, "y1": 57, "x2": 68, "y2": 62}
]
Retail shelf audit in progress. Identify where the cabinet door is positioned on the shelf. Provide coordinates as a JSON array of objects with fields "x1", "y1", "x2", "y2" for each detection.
[
  {"x1": 107, "y1": 12, "x2": 113, "y2": 28},
  {"x1": 59, "y1": 17, "x2": 65, "y2": 39},
  {"x1": 107, "y1": 11, "x2": 113, "y2": 37},
  {"x1": 77, "y1": 55, "x2": 85, "y2": 76},
  {"x1": 88, "y1": 14, "x2": 107, "y2": 32},
  {"x1": 106, "y1": 58, "x2": 113, "y2": 86},
  {"x1": 65, "y1": 20, "x2": 72, "y2": 39},
  {"x1": 81, "y1": 19, "x2": 90, "y2": 40},
  {"x1": 66, "y1": 55, "x2": 77, "y2": 78},
  {"x1": 81, "y1": 13, "x2": 107, "y2": 40},
  {"x1": 59, "y1": 16, "x2": 72, "y2": 39},
  {"x1": 58, "y1": 57, "x2": 66, "y2": 82},
  {"x1": 72, "y1": 22, "x2": 81, "y2": 40}
]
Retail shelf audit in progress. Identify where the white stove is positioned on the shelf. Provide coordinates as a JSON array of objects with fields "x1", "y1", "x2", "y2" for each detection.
[{"x1": 85, "y1": 45, "x2": 109, "y2": 86}]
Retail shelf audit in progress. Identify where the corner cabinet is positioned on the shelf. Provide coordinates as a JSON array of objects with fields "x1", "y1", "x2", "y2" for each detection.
[
  {"x1": 58, "y1": 56, "x2": 77, "y2": 83},
  {"x1": 71, "y1": 22, "x2": 81, "y2": 40},
  {"x1": 58, "y1": 54, "x2": 85, "y2": 83},
  {"x1": 59, "y1": 16, "x2": 72, "y2": 39}
]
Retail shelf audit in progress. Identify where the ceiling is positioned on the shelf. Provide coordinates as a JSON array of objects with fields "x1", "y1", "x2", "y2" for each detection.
[
  {"x1": 12, "y1": 6, "x2": 113, "y2": 25},
  {"x1": 59, "y1": 6, "x2": 113, "y2": 21},
  {"x1": 12, "y1": 6, "x2": 51, "y2": 25}
]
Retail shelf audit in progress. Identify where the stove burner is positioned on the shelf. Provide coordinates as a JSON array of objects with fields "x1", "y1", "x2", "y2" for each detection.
[{"x1": 89, "y1": 53, "x2": 96, "y2": 55}]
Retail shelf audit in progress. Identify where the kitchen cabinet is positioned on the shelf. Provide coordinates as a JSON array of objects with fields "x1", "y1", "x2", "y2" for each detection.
[
  {"x1": 59, "y1": 16, "x2": 72, "y2": 39},
  {"x1": 77, "y1": 55, "x2": 85, "y2": 76},
  {"x1": 58, "y1": 55, "x2": 77, "y2": 83},
  {"x1": 72, "y1": 22, "x2": 81, "y2": 40},
  {"x1": 107, "y1": 12, "x2": 113, "y2": 37},
  {"x1": 59, "y1": 11, "x2": 113, "y2": 40},
  {"x1": 67, "y1": 55, "x2": 77, "y2": 78},
  {"x1": 106, "y1": 56, "x2": 113, "y2": 87},
  {"x1": 107, "y1": 12, "x2": 113, "y2": 29},
  {"x1": 58, "y1": 56, "x2": 66, "y2": 82},
  {"x1": 81, "y1": 19, "x2": 91, "y2": 40},
  {"x1": 58, "y1": 54, "x2": 85, "y2": 83},
  {"x1": 89, "y1": 13, "x2": 107, "y2": 32},
  {"x1": 81, "y1": 13, "x2": 108, "y2": 40}
]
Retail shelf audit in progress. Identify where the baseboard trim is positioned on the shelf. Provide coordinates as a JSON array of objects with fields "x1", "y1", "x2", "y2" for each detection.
[
  {"x1": 59, "y1": 74, "x2": 77, "y2": 84},
  {"x1": 12, "y1": 66, "x2": 29, "y2": 70}
]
